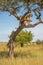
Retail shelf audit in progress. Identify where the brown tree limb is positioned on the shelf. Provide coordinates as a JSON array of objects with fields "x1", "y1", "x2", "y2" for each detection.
[
  {"x1": 25, "y1": 20, "x2": 43, "y2": 28},
  {"x1": 21, "y1": 11, "x2": 30, "y2": 21},
  {"x1": 0, "y1": 7, "x2": 20, "y2": 20},
  {"x1": 9, "y1": 24, "x2": 24, "y2": 42}
]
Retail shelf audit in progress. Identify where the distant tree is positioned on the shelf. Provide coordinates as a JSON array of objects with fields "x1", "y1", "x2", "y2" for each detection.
[
  {"x1": 27, "y1": 31, "x2": 33, "y2": 42},
  {"x1": 36, "y1": 39, "x2": 41, "y2": 45},
  {"x1": 15, "y1": 31, "x2": 33, "y2": 47}
]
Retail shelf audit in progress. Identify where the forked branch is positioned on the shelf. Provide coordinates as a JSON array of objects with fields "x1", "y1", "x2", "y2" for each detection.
[{"x1": 25, "y1": 19, "x2": 43, "y2": 28}]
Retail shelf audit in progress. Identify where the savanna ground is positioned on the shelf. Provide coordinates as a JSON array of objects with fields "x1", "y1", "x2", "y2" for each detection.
[{"x1": 0, "y1": 42, "x2": 43, "y2": 65}]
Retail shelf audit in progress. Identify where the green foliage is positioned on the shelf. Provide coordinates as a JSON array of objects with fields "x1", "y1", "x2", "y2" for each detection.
[
  {"x1": 27, "y1": 31, "x2": 33, "y2": 42},
  {"x1": 0, "y1": 0, "x2": 42, "y2": 8},
  {"x1": 0, "y1": 0, "x2": 43, "y2": 15},
  {"x1": 15, "y1": 31, "x2": 33, "y2": 47}
]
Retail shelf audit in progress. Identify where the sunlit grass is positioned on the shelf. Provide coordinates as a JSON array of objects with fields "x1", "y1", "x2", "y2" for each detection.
[{"x1": 0, "y1": 42, "x2": 43, "y2": 65}]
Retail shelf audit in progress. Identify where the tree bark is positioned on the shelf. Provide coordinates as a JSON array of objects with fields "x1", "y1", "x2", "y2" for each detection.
[
  {"x1": 7, "y1": 24, "x2": 24, "y2": 58},
  {"x1": 12, "y1": 24, "x2": 24, "y2": 41},
  {"x1": 9, "y1": 42, "x2": 14, "y2": 58},
  {"x1": 7, "y1": 40, "x2": 14, "y2": 58}
]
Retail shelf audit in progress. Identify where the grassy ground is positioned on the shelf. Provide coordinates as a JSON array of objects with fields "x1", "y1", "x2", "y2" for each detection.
[{"x1": 0, "y1": 43, "x2": 43, "y2": 65}]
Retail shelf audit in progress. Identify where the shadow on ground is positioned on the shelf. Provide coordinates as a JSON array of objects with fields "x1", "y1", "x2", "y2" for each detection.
[
  {"x1": 0, "y1": 51, "x2": 9, "y2": 58},
  {"x1": 14, "y1": 51, "x2": 36, "y2": 58},
  {"x1": 0, "y1": 51, "x2": 37, "y2": 58}
]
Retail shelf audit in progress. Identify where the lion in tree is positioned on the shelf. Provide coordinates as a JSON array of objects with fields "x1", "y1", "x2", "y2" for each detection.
[{"x1": 19, "y1": 13, "x2": 32, "y2": 26}]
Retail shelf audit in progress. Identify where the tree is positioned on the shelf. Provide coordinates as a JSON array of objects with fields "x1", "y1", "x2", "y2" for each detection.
[
  {"x1": 0, "y1": 0, "x2": 43, "y2": 58},
  {"x1": 36, "y1": 39, "x2": 41, "y2": 45},
  {"x1": 27, "y1": 31, "x2": 33, "y2": 42},
  {"x1": 15, "y1": 31, "x2": 33, "y2": 47}
]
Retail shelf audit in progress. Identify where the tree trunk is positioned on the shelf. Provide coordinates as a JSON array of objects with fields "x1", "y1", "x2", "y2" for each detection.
[
  {"x1": 7, "y1": 24, "x2": 24, "y2": 58},
  {"x1": 21, "y1": 43, "x2": 24, "y2": 47},
  {"x1": 7, "y1": 40, "x2": 14, "y2": 58},
  {"x1": 12, "y1": 24, "x2": 24, "y2": 41},
  {"x1": 9, "y1": 42, "x2": 14, "y2": 58}
]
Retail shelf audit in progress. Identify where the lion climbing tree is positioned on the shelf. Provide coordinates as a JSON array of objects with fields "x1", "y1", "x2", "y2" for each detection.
[{"x1": 0, "y1": 0, "x2": 43, "y2": 58}]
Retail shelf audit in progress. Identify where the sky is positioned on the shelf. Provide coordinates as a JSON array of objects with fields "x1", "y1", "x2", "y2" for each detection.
[{"x1": 0, "y1": 10, "x2": 43, "y2": 42}]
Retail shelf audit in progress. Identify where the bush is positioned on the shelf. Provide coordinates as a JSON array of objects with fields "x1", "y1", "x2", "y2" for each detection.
[
  {"x1": 36, "y1": 40, "x2": 41, "y2": 45},
  {"x1": 15, "y1": 31, "x2": 33, "y2": 47}
]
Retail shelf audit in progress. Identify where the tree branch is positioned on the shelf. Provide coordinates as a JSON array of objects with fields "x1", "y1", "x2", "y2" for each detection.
[
  {"x1": 25, "y1": 19, "x2": 43, "y2": 28},
  {"x1": 19, "y1": 11, "x2": 30, "y2": 23},
  {"x1": 9, "y1": 11, "x2": 20, "y2": 20},
  {"x1": 0, "y1": 7, "x2": 20, "y2": 20},
  {"x1": 9, "y1": 24, "x2": 24, "y2": 42}
]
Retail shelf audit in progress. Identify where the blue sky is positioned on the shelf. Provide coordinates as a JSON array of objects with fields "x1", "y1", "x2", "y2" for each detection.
[{"x1": 0, "y1": 11, "x2": 43, "y2": 42}]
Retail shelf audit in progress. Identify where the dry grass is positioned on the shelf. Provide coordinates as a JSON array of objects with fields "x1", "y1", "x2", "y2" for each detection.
[{"x1": 0, "y1": 43, "x2": 43, "y2": 65}]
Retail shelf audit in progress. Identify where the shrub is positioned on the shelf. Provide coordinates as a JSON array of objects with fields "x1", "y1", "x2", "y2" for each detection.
[
  {"x1": 36, "y1": 40, "x2": 41, "y2": 45},
  {"x1": 15, "y1": 31, "x2": 33, "y2": 47}
]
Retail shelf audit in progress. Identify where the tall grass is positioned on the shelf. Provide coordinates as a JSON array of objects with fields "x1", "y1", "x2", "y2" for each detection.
[{"x1": 0, "y1": 43, "x2": 43, "y2": 65}]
